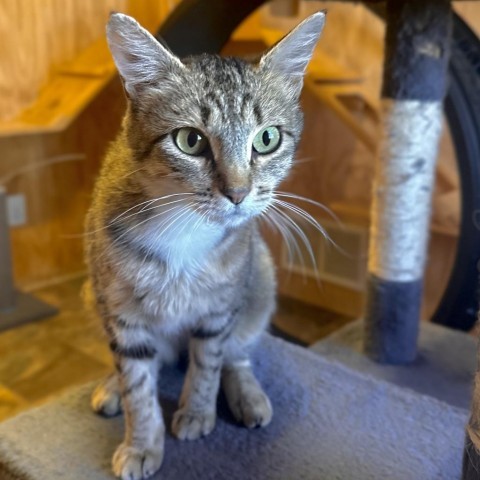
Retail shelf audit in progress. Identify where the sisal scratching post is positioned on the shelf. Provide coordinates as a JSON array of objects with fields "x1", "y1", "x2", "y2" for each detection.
[{"x1": 364, "y1": 0, "x2": 452, "y2": 364}]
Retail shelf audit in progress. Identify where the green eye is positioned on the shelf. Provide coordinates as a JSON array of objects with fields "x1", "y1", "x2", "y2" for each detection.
[
  {"x1": 174, "y1": 128, "x2": 208, "y2": 156},
  {"x1": 252, "y1": 126, "x2": 281, "y2": 154}
]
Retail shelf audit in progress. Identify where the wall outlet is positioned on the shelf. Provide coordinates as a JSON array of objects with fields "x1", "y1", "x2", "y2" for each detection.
[{"x1": 6, "y1": 194, "x2": 27, "y2": 227}]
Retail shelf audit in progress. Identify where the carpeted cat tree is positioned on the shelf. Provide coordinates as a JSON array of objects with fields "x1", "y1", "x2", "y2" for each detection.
[{"x1": 0, "y1": 1, "x2": 479, "y2": 479}]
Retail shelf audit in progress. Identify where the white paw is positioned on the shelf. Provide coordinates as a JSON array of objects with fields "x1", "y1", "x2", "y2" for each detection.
[
  {"x1": 112, "y1": 443, "x2": 164, "y2": 480},
  {"x1": 230, "y1": 391, "x2": 273, "y2": 428},
  {"x1": 91, "y1": 377, "x2": 122, "y2": 417},
  {"x1": 172, "y1": 408, "x2": 216, "y2": 440}
]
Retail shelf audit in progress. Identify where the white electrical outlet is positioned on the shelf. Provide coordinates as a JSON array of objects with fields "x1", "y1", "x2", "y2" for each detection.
[{"x1": 6, "y1": 194, "x2": 27, "y2": 226}]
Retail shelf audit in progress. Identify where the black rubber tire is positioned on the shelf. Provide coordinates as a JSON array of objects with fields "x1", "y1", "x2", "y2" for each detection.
[
  {"x1": 431, "y1": 15, "x2": 480, "y2": 330},
  {"x1": 158, "y1": 3, "x2": 480, "y2": 331}
]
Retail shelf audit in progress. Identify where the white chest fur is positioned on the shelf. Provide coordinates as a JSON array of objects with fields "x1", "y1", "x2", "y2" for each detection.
[{"x1": 136, "y1": 207, "x2": 225, "y2": 276}]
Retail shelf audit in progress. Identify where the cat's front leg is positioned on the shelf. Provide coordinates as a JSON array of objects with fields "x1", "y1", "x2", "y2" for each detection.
[
  {"x1": 222, "y1": 358, "x2": 273, "y2": 429},
  {"x1": 109, "y1": 326, "x2": 164, "y2": 480},
  {"x1": 172, "y1": 327, "x2": 226, "y2": 440}
]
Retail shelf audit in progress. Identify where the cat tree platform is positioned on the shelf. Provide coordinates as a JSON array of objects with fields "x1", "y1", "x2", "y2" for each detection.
[
  {"x1": 311, "y1": 319, "x2": 477, "y2": 410},
  {"x1": 0, "y1": 334, "x2": 467, "y2": 480}
]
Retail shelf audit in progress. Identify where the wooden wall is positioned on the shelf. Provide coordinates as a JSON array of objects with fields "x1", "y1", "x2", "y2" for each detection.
[
  {"x1": 3, "y1": 78, "x2": 125, "y2": 289},
  {"x1": 0, "y1": 0, "x2": 123, "y2": 121},
  {"x1": 1, "y1": 0, "x2": 180, "y2": 289},
  {"x1": 0, "y1": 0, "x2": 181, "y2": 122}
]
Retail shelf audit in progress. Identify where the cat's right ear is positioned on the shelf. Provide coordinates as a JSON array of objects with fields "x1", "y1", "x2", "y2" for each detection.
[{"x1": 106, "y1": 13, "x2": 183, "y2": 99}]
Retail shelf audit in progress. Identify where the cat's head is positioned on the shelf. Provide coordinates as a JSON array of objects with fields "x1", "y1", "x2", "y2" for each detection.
[{"x1": 107, "y1": 12, "x2": 325, "y2": 228}]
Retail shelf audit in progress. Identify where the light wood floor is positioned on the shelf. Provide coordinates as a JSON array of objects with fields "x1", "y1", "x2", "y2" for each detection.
[{"x1": 0, "y1": 277, "x2": 352, "y2": 422}]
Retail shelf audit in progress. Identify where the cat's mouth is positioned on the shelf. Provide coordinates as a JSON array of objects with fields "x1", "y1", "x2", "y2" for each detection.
[
  {"x1": 202, "y1": 203, "x2": 250, "y2": 223},
  {"x1": 199, "y1": 196, "x2": 269, "y2": 227}
]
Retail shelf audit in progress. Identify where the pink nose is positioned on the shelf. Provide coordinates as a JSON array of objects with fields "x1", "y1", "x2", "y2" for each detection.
[{"x1": 222, "y1": 187, "x2": 250, "y2": 205}]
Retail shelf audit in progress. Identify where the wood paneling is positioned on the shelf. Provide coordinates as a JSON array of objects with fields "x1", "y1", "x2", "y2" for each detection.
[
  {"x1": 3, "y1": 77, "x2": 125, "y2": 289},
  {"x1": 0, "y1": 0, "x2": 126, "y2": 121},
  {"x1": 0, "y1": 0, "x2": 180, "y2": 122},
  {"x1": 1, "y1": 0, "x2": 181, "y2": 288}
]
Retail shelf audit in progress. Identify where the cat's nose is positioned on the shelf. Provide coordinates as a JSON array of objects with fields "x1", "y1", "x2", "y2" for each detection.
[{"x1": 222, "y1": 187, "x2": 250, "y2": 205}]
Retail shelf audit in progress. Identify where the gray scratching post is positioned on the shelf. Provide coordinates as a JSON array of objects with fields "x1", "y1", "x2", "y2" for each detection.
[
  {"x1": 0, "y1": 187, "x2": 15, "y2": 311},
  {"x1": 364, "y1": 0, "x2": 452, "y2": 364},
  {"x1": 0, "y1": 187, "x2": 57, "y2": 331}
]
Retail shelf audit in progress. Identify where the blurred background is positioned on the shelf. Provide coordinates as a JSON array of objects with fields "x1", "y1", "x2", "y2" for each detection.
[{"x1": 0, "y1": 0, "x2": 478, "y2": 422}]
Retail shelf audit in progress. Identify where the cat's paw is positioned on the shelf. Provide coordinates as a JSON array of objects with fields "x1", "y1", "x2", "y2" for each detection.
[
  {"x1": 112, "y1": 443, "x2": 164, "y2": 480},
  {"x1": 230, "y1": 390, "x2": 273, "y2": 428},
  {"x1": 171, "y1": 408, "x2": 216, "y2": 440},
  {"x1": 91, "y1": 375, "x2": 122, "y2": 417}
]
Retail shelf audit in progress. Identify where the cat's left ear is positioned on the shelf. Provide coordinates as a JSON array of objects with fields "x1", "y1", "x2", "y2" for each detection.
[
  {"x1": 106, "y1": 13, "x2": 183, "y2": 98},
  {"x1": 260, "y1": 11, "x2": 326, "y2": 94}
]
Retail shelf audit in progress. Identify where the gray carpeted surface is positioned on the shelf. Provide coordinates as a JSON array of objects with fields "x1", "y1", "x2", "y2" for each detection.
[
  {"x1": 311, "y1": 319, "x2": 477, "y2": 410},
  {"x1": 0, "y1": 334, "x2": 469, "y2": 480}
]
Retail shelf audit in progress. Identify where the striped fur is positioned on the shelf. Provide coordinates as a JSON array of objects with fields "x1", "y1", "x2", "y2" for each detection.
[{"x1": 85, "y1": 12, "x2": 325, "y2": 480}]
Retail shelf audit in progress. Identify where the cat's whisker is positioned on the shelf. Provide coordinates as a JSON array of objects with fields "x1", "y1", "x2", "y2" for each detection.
[
  {"x1": 112, "y1": 197, "x2": 190, "y2": 224},
  {"x1": 176, "y1": 208, "x2": 210, "y2": 270},
  {"x1": 187, "y1": 208, "x2": 208, "y2": 246},
  {"x1": 108, "y1": 199, "x2": 163, "y2": 226},
  {"x1": 272, "y1": 209, "x2": 312, "y2": 283},
  {"x1": 170, "y1": 205, "x2": 201, "y2": 241},
  {"x1": 120, "y1": 166, "x2": 178, "y2": 180},
  {"x1": 154, "y1": 206, "x2": 198, "y2": 267},
  {"x1": 135, "y1": 204, "x2": 196, "y2": 266},
  {"x1": 271, "y1": 207, "x2": 324, "y2": 290},
  {"x1": 119, "y1": 166, "x2": 148, "y2": 179},
  {"x1": 273, "y1": 199, "x2": 352, "y2": 259},
  {"x1": 262, "y1": 208, "x2": 293, "y2": 265},
  {"x1": 270, "y1": 205, "x2": 319, "y2": 280},
  {"x1": 61, "y1": 232, "x2": 96, "y2": 239},
  {"x1": 292, "y1": 156, "x2": 314, "y2": 165},
  {"x1": 154, "y1": 203, "x2": 197, "y2": 241},
  {"x1": 133, "y1": 203, "x2": 196, "y2": 290},
  {"x1": 274, "y1": 199, "x2": 331, "y2": 241},
  {"x1": 93, "y1": 205, "x2": 191, "y2": 265},
  {"x1": 110, "y1": 193, "x2": 194, "y2": 224},
  {"x1": 158, "y1": 205, "x2": 205, "y2": 268},
  {"x1": 263, "y1": 209, "x2": 298, "y2": 276},
  {"x1": 112, "y1": 202, "x2": 195, "y2": 248},
  {"x1": 65, "y1": 194, "x2": 194, "y2": 240},
  {"x1": 273, "y1": 191, "x2": 343, "y2": 226}
]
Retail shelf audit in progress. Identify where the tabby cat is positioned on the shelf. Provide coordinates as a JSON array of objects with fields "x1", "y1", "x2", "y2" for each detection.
[{"x1": 85, "y1": 11, "x2": 325, "y2": 480}]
